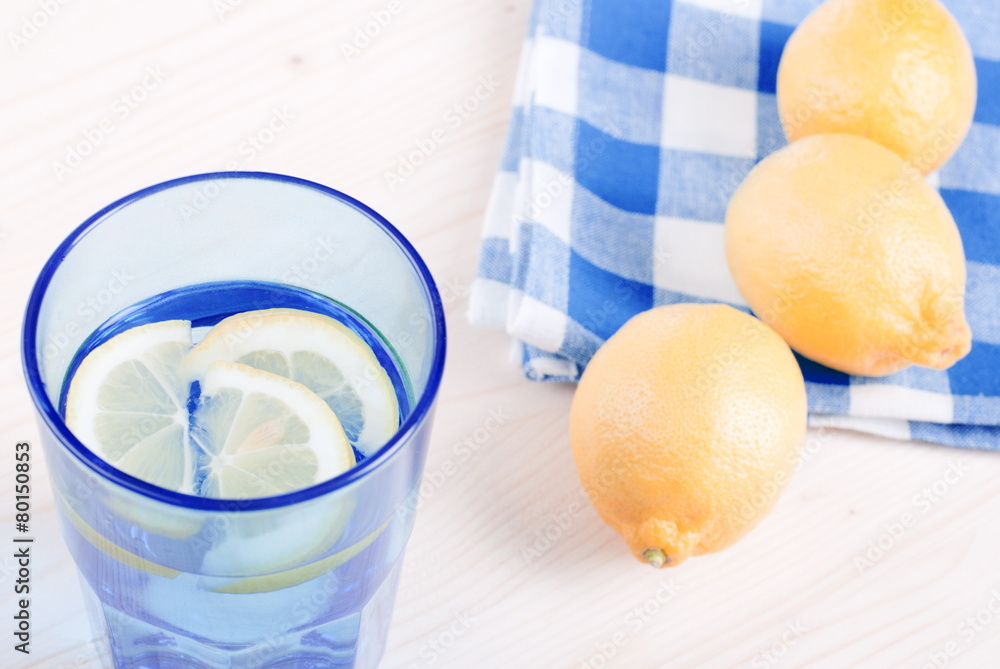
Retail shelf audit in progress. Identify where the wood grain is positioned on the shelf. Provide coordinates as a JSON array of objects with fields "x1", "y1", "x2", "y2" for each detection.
[{"x1": 1, "y1": 1, "x2": 998, "y2": 667}]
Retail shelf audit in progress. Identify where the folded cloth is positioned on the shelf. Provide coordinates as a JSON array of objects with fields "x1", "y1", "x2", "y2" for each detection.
[{"x1": 470, "y1": 0, "x2": 1000, "y2": 450}]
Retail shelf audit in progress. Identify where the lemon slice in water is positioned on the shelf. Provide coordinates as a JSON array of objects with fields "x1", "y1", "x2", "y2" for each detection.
[
  {"x1": 192, "y1": 361, "x2": 355, "y2": 499},
  {"x1": 65, "y1": 320, "x2": 193, "y2": 491},
  {"x1": 64, "y1": 318, "x2": 359, "y2": 572},
  {"x1": 183, "y1": 308, "x2": 400, "y2": 456}
]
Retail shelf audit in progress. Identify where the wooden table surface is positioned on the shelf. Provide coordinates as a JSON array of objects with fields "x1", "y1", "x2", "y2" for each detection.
[{"x1": 2, "y1": 1, "x2": 999, "y2": 667}]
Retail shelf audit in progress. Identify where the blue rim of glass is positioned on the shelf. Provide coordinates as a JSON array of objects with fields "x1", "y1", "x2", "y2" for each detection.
[{"x1": 21, "y1": 171, "x2": 447, "y2": 512}]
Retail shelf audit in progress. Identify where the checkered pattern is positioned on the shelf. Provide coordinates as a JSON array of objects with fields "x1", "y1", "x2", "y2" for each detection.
[{"x1": 470, "y1": 0, "x2": 1000, "y2": 450}]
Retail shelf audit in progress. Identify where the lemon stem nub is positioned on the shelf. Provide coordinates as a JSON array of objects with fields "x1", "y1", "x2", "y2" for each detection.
[{"x1": 643, "y1": 548, "x2": 671, "y2": 568}]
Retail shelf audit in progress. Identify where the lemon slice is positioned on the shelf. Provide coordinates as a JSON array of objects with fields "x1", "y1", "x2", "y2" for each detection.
[
  {"x1": 191, "y1": 361, "x2": 355, "y2": 499},
  {"x1": 65, "y1": 320, "x2": 193, "y2": 492},
  {"x1": 54, "y1": 490, "x2": 181, "y2": 579},
  {"x1": 183, "y1": 308, "x2": 399, "y2": 456},
  {"x1": 205, "y1": 516, "x2": 389, "y2": 594}
]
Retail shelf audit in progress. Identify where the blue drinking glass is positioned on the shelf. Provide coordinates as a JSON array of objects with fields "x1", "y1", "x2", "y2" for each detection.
[{"x1": 22, "y1": 173, "x2": 447, "y2": 668}]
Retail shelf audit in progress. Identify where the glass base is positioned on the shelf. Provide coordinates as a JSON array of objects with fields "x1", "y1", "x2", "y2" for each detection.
[{"x1": 80, "y1": 561, "x2": 403, "y2": 669}]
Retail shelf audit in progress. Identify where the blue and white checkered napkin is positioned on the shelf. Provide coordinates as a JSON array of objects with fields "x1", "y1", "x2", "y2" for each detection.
[{"x1": 470, "y1": 0, "x2": 1000, "y2": 450}]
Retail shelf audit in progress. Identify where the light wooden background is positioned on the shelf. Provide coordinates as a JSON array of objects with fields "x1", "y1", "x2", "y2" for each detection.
[{"x1": 2, "y1": 1, "x2": 999, "y2": 667}]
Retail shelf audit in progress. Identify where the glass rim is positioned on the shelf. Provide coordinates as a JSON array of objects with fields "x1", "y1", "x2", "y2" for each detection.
[{"x1": 21, "y1": 171, "x2": 447, "y2": 512}]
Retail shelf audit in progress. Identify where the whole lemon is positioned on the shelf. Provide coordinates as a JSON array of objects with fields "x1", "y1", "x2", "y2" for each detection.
[
  {"x1": 570, "y1": 304, "x2": 807, "y2": 568},
  {"x1": 725, "y1": 133, "x2": 971, "y2": 376},
  {"x1": 777, "y1": 0, "x2": 976, "y2": 174}
]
